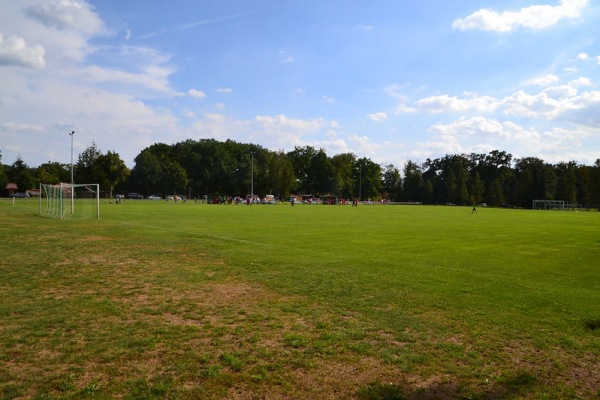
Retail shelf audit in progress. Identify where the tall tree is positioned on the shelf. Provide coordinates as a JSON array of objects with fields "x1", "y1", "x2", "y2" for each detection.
[
  {"x1": 0, "y1": 151, "x2": 7, "y2": 192},
  {"x1": 310, "y1": 149, "x2": 336, "y2": 195},
  {"x1": 402, "y1": 160, "x2": 423, "y2": 202},
  {"x1": 76, "y1": 142, "x2": 102, "y2": 183},
  {"x1": 469, "y1": 171, "x2": 485, "y2": 204},
  {"x1": 130, "y1": 149, "x2": 163, "y2": 195},
  {"x1": 578, "y1": 160, "x2": 600, "y2": 206},
  {"x1": 486, "y1": 178, "x2": 506, "y2": 206},
  {"x1": 514, "y1": 157, "x2": 556, "y2": 207},
  {"x1": 287, "y1": 146, "x2": 319, "y2": 193},
  {"x1": 355, "y1": 158, "x2": 383, "y2": 200},
  {"x1": 331, "y1": 153, "x2": 357, "y2": 198},
  {"x1": 480, "y1": 150, "x2": 513, "y2": 205},
  {"x1": 555, "y1": 161, "x2": 577, "y2": 204},
  {"x1": 35, "y1": 162, "x2": 70, "y2": 185},
  {"x1": 264, "y1": 150, "x2": 295, "y2": 199},
  {"x1": 164, "y1": 160, "x2": 188, "y2": 195},
  {"x1": 9, "y1": 156, "x2": 35, "y2": 192},
  {"x1": 93, "y1": 151, "x2": 130, "y2": 197},
  {"x1": 593, "y1": 160, "x2": 600, "y2": 205},
  {"x1": 382, "y1": 164, "x2": 402, "y2": 201}
]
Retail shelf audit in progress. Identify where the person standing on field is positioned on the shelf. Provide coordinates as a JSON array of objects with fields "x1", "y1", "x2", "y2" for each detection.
[{"x1": 472, "y1": 203, "x2": 477, "y2": 214}]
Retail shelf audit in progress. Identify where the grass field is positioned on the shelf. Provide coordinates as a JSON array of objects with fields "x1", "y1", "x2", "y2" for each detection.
[{"x1": 1, "y1": 198, "x2": 599, "y2": 399}]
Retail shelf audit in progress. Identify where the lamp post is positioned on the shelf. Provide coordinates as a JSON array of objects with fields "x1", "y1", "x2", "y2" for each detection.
[
  {"x1": 250, "y1": 150, "x2": 254, "y2": 197},
  {"x1": 359, "y1": 166, "x2": 362, "y2": 202},
  {"x1": 69, "y1": 131, "x2": 75, "y2": 184},
  {"x1": 69, "y1": 131, "x2": 75, "y2": 215}
]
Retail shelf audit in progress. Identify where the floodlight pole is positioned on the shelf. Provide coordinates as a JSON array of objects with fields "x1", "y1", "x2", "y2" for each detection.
[
  {"x1": 250, "y1": 150, "x2": 254, "y2": 197},
  {"x1": 69, "y1": 131, "x2": 75, "y2": 184},
  {"x1": 69, "y1": 131, "x2": 75, "y2": 215},
  {"x1": 359, "y1": 166, "x2": 362, "y2": 201}
]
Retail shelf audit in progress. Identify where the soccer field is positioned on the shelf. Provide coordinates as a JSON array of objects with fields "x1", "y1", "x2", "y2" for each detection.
[{"x1": 1, "y1": 199, "x2": 599, "y2": 399}]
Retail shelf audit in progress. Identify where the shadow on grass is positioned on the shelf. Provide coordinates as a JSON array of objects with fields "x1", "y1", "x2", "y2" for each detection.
[
  {"x1": 584, "y1": 319, "x2": 600, "y2": 331},
  {"x1": 357, "y1": 371, "x2": 537, "y2": 400}
]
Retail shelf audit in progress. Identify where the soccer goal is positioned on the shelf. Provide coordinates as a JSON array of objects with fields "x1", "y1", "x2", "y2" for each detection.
[
  {"x1": 39, "y1": 183, "x2": 100, "y2": 219},
  {"x1": 532, "y1": 200, "x2": 565, "y2": 210}
]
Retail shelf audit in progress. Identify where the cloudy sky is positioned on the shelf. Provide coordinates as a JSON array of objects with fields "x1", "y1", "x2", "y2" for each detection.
[{"x1": 1, "y1": 0, "x2": 600, "y2": 169}]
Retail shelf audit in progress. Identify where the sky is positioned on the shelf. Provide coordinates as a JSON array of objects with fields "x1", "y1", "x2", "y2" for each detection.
[{"x1": 1, "y1": 0, "x2": 600, "y2": 170}]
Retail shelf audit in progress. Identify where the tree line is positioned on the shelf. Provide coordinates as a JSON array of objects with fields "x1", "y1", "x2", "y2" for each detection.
[{"x1": 2, "y1": 142, "x2": 599, "y2": 208}]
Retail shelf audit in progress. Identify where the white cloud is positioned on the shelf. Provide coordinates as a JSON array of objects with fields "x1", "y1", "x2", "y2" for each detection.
[
  {"x1": 429, "y1": 116, "x2": 511, "y2": 140},
  {"x1": 423, "y1": 116, "x2": 592, "y2": 162},
  {"x1": 2, "y1": 122, "x2": 45, "y2": 132},
  {"x1": 542, "y1": 85, "x2": 579, "y2": 99},
  {"x1": 254, "y1": 114, "x2": 324, "y2": 133},
  {"x1": 568, "y1": 77, "x2": 592, "y2": 87},
  {"x1": 416, "y1": 94, "x2": 498, "y2": 113},
  {"x1": 81, "y1": 64, "x2": 175, "y2": 94},
  {"x1": 349, "y1": 134, "x2": 382, "y2": 156},
  {"x1": 188, "y1": 89, "x2": 207, "y2": 98},
  {"x1": 523, "y1": 74, "x2": 559, "y2": 86},
  {"x1": 501, "y1": 86, "x2": 585, "y2": 119},
  {"x1": 0, "y1": 0, "x2": 108, "y2": 67},
  {"x1": 409, "y1": 82, "x2": 600, "y2": 129},
  {"x1": 452, "y1": 0, "x2": 588, "y2": 32},
  {"x1": 367, "y1": 112, "x2": 388, "y2": 122},
  {"x1": 500, "y1": 90, "x2": 565, "y2": 119},
  {"x1": 216, "y1": 88, "x2": 233, "y2": 94},
  {"x1": 563, "y1": 91, "x2": 600, "y2": 127},
  {"x1": 25, "y1": 0, "x2": 105, "y2": 36},
  {"x1": 189, "y1": 113, "x2": 333, "y2": 154},
  {"x1": 395, "y1": 104, "x2": 418, "y2": 114},
  {"x1": 0, "y1": 34, "x2": 46, "y2": 69}
]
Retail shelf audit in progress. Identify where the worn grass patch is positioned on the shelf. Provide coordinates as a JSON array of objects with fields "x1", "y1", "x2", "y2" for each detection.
[{"x1": 1, "y1": 199, "x2": 599, "y2": 399}]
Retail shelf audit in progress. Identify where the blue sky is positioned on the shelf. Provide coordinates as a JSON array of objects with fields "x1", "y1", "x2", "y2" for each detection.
[{"x1": 1, "y1": 0, "x2": 599, "y2": 169}]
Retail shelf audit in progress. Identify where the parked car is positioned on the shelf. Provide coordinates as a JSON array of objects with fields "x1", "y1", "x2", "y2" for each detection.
[
  {"x1": 10, "y1": 192, "x2": 29, "y2": 198},
  {"x1": 148, "y1": 194, "x2": 162, "y2": 200},
  {"x1": 127, "y1": 193, "x2": 144, "y2": 199}
]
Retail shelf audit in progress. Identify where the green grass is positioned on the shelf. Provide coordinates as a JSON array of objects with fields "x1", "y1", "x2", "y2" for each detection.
[{"x1": 1, "y1": 198, "x2": 599, "y2": 399}]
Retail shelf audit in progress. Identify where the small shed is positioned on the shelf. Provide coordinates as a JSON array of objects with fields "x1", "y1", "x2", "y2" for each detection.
[{"x1": 6, "y1": 183, "x2": 18, "y2": 196}]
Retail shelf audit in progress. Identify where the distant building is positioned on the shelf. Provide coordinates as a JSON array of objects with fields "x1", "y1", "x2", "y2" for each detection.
[{"x1": 6, "y1": 183, "x2": 18, "y2": 197}]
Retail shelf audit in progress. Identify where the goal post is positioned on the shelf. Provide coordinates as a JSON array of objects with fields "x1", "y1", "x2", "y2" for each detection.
[{"x1": 39, "y1": 183, "x2": 100, "y2": 219}]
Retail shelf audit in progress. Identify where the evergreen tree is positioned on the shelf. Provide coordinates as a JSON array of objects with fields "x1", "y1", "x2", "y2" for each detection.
[
  {"x1": 9, "y1": 156, "x2": 35, "y2": 193},
  {"x1": 382, "y1": 164, "x2": 401, "y2": 201},
  {"x1": 0, "y1": 151, "x2": 7, "y2": 193},
  {"x1": 470, "y1": 171, "x2": 485, "y2": 204},
  {"x1": 76, "y1": 142, "x2": 102, "y2": 183},
  {"x1": 402, "y1": 161, "x2": 423, "y2": 202}
]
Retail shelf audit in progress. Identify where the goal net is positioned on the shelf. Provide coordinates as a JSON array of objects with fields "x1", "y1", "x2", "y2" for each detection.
[
  {"x1": 532, "y1": 200, "x2": 565, "y2": 210},
  {"x1": 39, "y1": 183, "x2": 100, "y2": 219}
]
